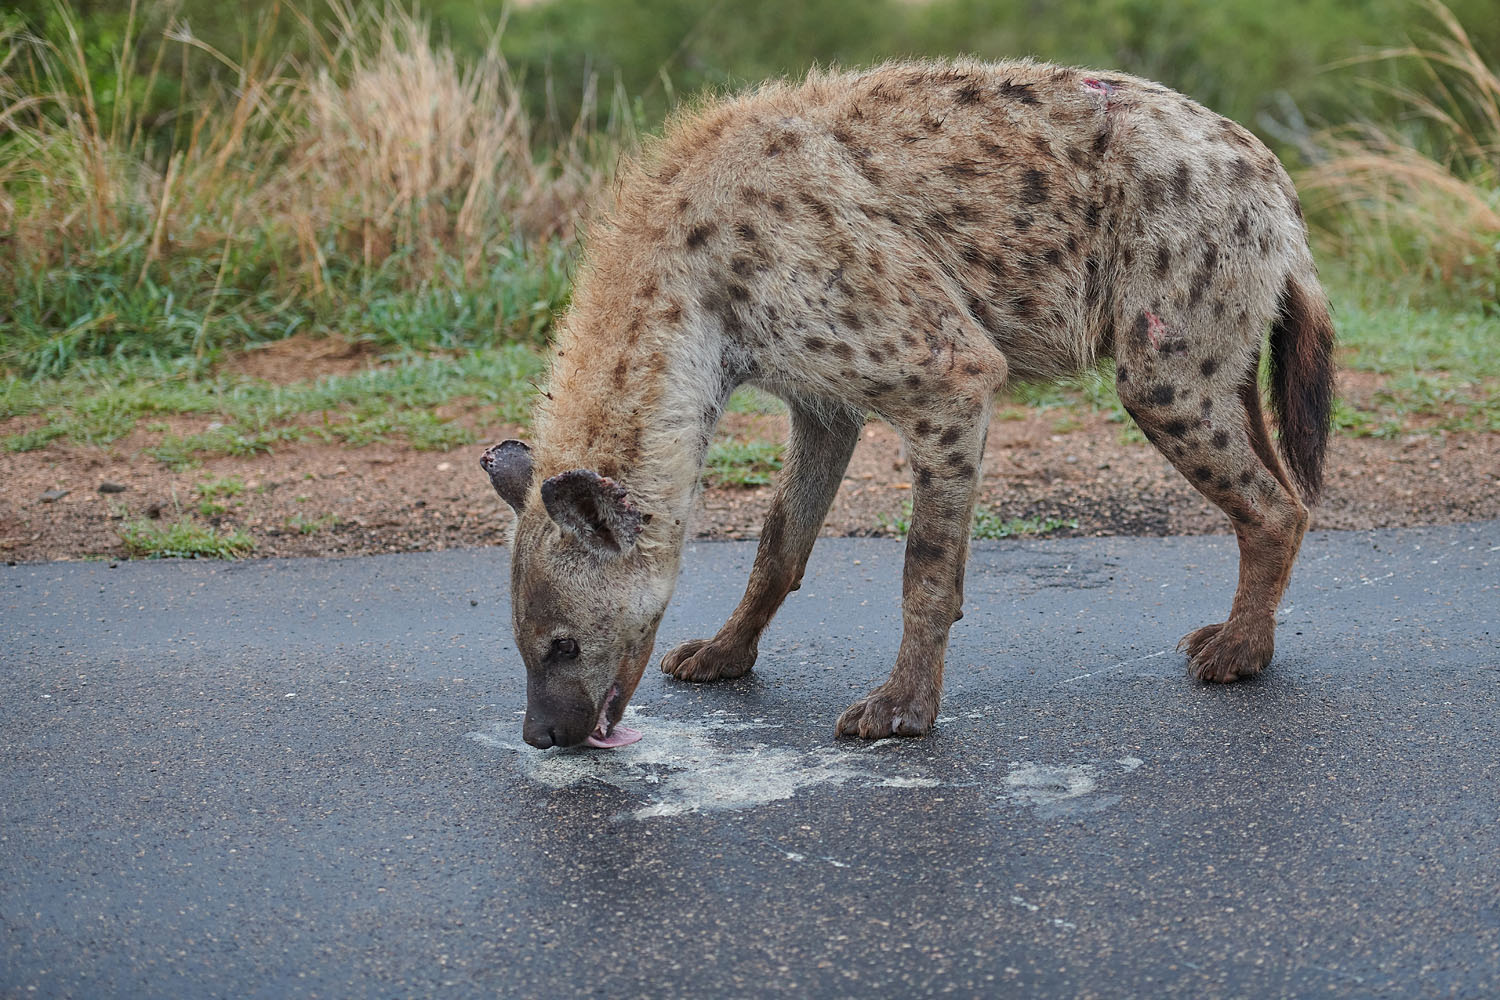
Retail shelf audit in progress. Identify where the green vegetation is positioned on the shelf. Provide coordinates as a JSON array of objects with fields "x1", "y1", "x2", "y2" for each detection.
[
  {"x1": 725, "y1": 387, "x2": 788, "y2": 416},
  {"x1": 197, "y1": 476, "x2": 247, "y2": 500},
  {"x1": 878, "y1": 502, "x2": 1078, "y2": 540},
  {"x1": 119, "y1": 517, "x2": 256, "y2": 559},
  {"x1": 0, "y1": 3, "x2": 597, "y2": 380},
  {"x1": 704, "y1": 439, "x2": 784, "y2": 487},
  {"x1": 444, "y1": 0, "x2": 1499, "y2": 142},
  {"x1": 0, "y1": 345, "x2": 543, "y2": 466},
  {"x1": 971, "y1": 513, "x2": 1080, "y2": 542},
  {"x1": 1335, "y1": 373, "x2": 1500, "y2": 438},
  {"x1": 1329, "y1": 282, "x2": 1500, "y2": 378},
  {"x1": 1303, "y1": 2, "x2": 1500, "y2": 308},
  {"x1": 285, "y1": 512, "x2": 341, "y2": 535}
]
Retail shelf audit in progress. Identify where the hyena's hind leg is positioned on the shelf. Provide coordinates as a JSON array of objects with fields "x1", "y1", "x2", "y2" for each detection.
[
  {"x1": 1115, "y1": 309, "x2": 1311, "y2": 683},
  {"x1": 661, "y1": 398, "x2": 864, "y2": 682}
]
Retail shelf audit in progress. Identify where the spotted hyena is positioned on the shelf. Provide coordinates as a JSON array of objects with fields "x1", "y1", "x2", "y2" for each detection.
[{"x1": 480, "y1": 60, "x2": 1335, "y2": 748}]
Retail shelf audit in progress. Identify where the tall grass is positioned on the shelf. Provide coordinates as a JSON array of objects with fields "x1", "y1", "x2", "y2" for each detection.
[
  {"x1": 0, "y1": 1, "x2": 628, "y2": 378},
  {"x1": 1302, "y1": 1, "x2": 1500, "y2": 304}
]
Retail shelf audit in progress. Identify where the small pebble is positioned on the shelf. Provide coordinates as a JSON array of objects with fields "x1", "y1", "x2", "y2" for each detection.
[
  {"x1": 98, "y1": 482, "x2": 127, "y2": 494},
  {"x1": 39, "y1": 489, "x2": 69, "y2": 503}
]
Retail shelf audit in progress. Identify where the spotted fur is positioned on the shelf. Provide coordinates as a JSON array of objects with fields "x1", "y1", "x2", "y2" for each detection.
[{"x1": 484, "y1": 59, "x2": 1335, "y2": 746}]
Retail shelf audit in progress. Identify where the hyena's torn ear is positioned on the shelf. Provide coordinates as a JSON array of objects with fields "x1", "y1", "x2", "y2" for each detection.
[
  {"x1": 540, "y1": 469, "x2": 645, "y2": 555},
  {"x1": 480, "y1": 440, "x2": 533, "y2": 513}
]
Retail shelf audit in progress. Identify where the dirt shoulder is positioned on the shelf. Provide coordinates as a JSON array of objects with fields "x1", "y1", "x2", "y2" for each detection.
[{"x1": 3, "y1": 364, "x2": 1496, "y2": 564}]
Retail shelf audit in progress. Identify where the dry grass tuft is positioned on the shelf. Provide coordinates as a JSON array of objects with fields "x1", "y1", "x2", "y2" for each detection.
[
  {"x1": 1301, "y1": 1, "x2": 1500, "y2": 297},
  {"x1": 285, "y1": 2, "x2": 615, "y2": 281},
  {"x1": 0, "y1": 0, "x2": 628, "y2": 369}
]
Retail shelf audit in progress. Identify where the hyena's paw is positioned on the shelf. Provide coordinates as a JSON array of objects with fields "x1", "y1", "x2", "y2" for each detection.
[
  {"x1": 835, "y1": 684, "x2": 937, "y2": 740},
  {"x1": 660, "y1": 638, "x2": 756, "y2": 683},
  {"x1": 1179, "y1": 620, "x2": 1275, "y2": 683}
]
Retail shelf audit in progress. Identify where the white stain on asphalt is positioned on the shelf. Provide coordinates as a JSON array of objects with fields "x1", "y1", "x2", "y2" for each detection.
[
  {"x1": 878, "y1": 776, "x2": 943, "y2": 788},
  {"x1": 469, "y1": 709, "x2": 884, "y2": 820},
  {"x1": 999, "y1": 755, "x2": 1144, "y2": 817},
  {"x1": 469, "y1": 711, "x2": 1145, "y2": 822}
]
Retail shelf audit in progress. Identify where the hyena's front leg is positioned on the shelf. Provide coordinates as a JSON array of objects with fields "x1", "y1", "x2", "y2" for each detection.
[
  {"x1": 661, "y1": 399, "x2": 864, "y2": 682},
  {"x1": 836, "y1": 405, "x2": 989, "y2": 739}
]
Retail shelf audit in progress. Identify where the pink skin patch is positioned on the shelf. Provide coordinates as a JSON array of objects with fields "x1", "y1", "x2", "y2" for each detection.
[
  {"x1": 1144, "y1": 310, "x2": 1167, "y2": 349},
  {"x1": 582, "y1": 680, "x2": 642, "y2": 749},
  {"x1": 1082, "y1": 78, "x2": 1120, "y2": 113},
  {"x1": 586, "y1": 724, "x2": 643, "y2": 749}
]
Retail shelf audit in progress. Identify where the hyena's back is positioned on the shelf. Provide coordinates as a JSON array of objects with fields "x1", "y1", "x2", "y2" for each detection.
[{"x1": 625, "y1": 59, "x2": 1314, "y2": 386}]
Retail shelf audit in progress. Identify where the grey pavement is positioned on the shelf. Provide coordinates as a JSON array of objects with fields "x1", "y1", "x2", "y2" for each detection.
[{"x1": 2, "y1": 522, "x2": 1498, "y2": 998}]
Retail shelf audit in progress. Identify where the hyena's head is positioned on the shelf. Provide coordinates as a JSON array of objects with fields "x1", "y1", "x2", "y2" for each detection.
[{"x1": 480, "y1": 440, "x2": 669, "y2": 749}]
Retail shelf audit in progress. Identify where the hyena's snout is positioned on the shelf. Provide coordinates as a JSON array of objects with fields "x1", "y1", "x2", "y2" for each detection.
[{"x1": 521, "y1": 684, "x2": 596, "y2": 749}]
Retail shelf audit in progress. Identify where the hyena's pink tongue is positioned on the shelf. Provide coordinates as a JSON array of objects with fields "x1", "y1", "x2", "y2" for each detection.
[
  {"x1": 585, "y1": 724, "x2": 643, "y2": 749},
  {"x1": 584, "y1": 683, "x2": 642, "y2": 748}
]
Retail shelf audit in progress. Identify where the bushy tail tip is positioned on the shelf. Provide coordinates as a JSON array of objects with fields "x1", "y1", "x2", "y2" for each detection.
[{"x1": 1268, "y1": 274, "x2": 1336, "y2": 504}]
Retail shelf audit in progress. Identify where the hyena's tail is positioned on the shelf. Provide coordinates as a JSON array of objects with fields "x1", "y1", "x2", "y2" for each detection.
[{"x1": 1267, "y1": 271, "x2": 1337, "y2": 504}]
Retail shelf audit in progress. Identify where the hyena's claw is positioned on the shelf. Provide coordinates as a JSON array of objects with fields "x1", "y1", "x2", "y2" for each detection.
[
  {"x1": 835, "y1": 686, "x2": 937, "y2": 739},
  {"x1": 660, "y1": 638, "x2": 756, "y2": 683},
  {"x1": 1179, "y1": 620, "x2": 1275, "y2": 683}
]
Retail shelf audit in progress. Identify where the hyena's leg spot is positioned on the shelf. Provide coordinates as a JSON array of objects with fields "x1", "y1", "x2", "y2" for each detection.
[
  {"x1": 660, "y1": 637, "x2": 757, "y2": 683},
  {"x1": 1177, "y1": 487, "x2": 1306, "y2": 682},
  {"x1": 835, "y1": 404, "x2": 988, "y2": 739},
  {"x1": 1116, "y1": 317, "x2": 1308, "y2": 684}
]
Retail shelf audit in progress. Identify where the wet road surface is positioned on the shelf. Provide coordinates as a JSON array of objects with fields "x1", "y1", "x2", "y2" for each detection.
[{"x1": 3, "y1": 522, "x2": 1497, "y2": 997}]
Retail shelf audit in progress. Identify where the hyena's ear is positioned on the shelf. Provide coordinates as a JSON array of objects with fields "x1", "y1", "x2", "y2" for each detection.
[
  {"x1": 480, "y1": 440, "x2": 533, "y2": 514},
  {"x1": 540, "y1": 469, "x2": 645, "y2": 555}
]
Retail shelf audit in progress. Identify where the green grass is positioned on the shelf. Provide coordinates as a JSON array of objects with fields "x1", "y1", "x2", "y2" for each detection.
[
  {"x1": 1, "y1": 233, "x2": 575, "y2": 381},
  {"x1": 877, "y1": 502, "x2": 1078, "y2": 540},
  {"x1": 327, "y1": 410, "x2": 478, "y2": 451},
  {"x1": 1332, "y1": 398, "x2": 1403, "y2": 440},
  {"x1": 1, "y1": 344, "x2": 544, "y2": 465},
  {"x1": 724, "y1": 386, "x2": 787, "y2": 415},
  {"x1": 703, "y1": 439, "x2": 784, "y2": 487},
  {"x1": 0, "y1": 1, "x2": 590, "y2": 382},
  {"x1": 971, "y1": 512, "x2": 1079, "y2": 541},
  {"x1": 118, "y1": 518, "x2": 256, "y2": 559},
  {"x1": 1050, "y1": 414, "x2": 1086, "y2": 434},
  {"x1": 284, "y1": 513, "x2": 341, "y2": 536},
  {"x1": 1321, "y1": 279, "x2": 1500, "y2": 437},
  {"x1": 4, "y1": 424, "x2": 68, "y2": 452},
  {"x1": 198, "y1": 476, "x2": 247, "y2": 499},
  {"x1": 1329, "y1": 284, "x2": 1500, "y2": 379},
  {"x1": 1335, "y1": 372, "x2": 1500, "y2": 437},
  {"x1": 1001, "y1": 365, "x2": 1150, "y2": 444}
]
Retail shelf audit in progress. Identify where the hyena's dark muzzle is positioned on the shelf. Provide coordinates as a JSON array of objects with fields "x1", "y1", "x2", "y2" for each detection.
[{"x1": 521, "y1": 679, "x2": 597, "y2": 749}]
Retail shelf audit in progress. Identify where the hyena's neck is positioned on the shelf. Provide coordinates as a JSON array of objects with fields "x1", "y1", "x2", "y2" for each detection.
[{"x1": 536, "y1": 306, "x2": 741, "y2": 551}]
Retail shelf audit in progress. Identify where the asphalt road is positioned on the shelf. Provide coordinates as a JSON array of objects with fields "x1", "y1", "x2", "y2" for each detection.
[{"x1": 3, "y1": 522, "x2": 1498, "y2": 998}]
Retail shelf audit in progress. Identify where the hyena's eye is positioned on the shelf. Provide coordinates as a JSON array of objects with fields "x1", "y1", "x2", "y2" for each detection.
[{"x1": 549, "y1": 637, "x2": 580, "y2": 660}]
